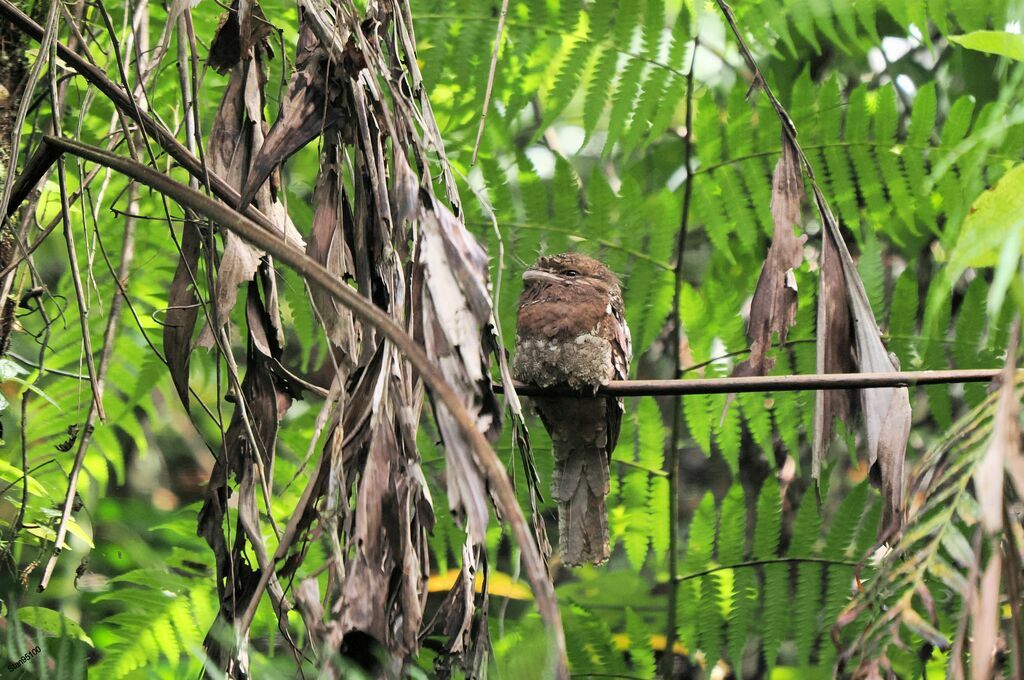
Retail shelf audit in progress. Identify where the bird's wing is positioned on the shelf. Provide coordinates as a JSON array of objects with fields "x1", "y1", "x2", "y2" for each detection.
[
  {"x1": 606, "y1": 298, "x2": 632, "y2": 458},
  {"x1": 610, "y1": 300, "x2": 632, "y2": 382}
]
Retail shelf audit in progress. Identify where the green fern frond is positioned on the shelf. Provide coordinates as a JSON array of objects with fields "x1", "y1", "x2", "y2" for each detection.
[
  {"x1": 761, "y1": 562, "x2": 789, "y2": 670},
  {"x1": 542, "y1": 37, "x2": 594, "y2": 129},
  {"x1": 952, "y1": 278, "x2": 989, "y2": 405},
  {"x1": 753, "y1": 478, "x2": 783, "y2": 559},
  {"x1": 923, "y1": 284, "x2": 953, "y2": 428},
  {"x1": 824, "y1": 482, "x2": 870, "y2": 559},
  {"x1": 613, "y1": 0, "x2": 644, "y2": 46},
  {"x1": 582, "y1": 46, "x2": 618, "y2": 140},
  {"x1": 682, "y1": 392, "x2": 712, "y2": 455},
  {"x1": 718, "y1": 486, "x2": 746, "y2": 565},
  {"x1": 603, "y1": 58, "x2": 645, "y2": 156},
  {"x1": 887, "y1": 268, "x2": 920, "y2": 367},
  {"x1": 697, "y1": 566, "x2": 725, "y2": 674},
  {"x1": 789, "y1": 489, "x2": 823, "y2": 557},
  {"x1": 624, "y1": 609, "x2": 657, "y2": 676},
  {"x1": 793, "y1": 561, "x2": 823, "y2": 665},
  {"x1": 563, "y1": 604, "x2": 630, "y2": 675},
  {"x1": 855, "y1": 228, "x2": 885, "y2": 322}
]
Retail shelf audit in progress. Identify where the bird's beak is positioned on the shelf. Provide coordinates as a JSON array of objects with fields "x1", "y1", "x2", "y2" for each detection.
[{"x1": 522, "y1": 268, "x2": 561, "y2": 284}]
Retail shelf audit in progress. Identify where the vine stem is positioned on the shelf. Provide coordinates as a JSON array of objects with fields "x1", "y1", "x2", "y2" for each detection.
[
  {"x1": 26, "y1": 134, "x2": 568, "y2": 678},
  {"x1": 662, "y1": 35, "x2": 699, "y2": 677}
]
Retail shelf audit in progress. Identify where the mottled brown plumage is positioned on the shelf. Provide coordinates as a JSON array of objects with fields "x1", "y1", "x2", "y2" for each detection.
[{"x1": 512, "y1": 253, "x2": 632, "y2": 566}]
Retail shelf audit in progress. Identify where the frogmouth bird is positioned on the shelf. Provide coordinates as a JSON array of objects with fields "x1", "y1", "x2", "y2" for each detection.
[{"x1": 513, "y1": 253, "x2": 632, "y2": 566}]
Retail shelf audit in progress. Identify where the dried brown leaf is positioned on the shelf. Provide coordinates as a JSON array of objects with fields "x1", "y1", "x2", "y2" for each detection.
[
  {"x1": 339, "y1": 421, "x2": 397, "y2": 645},
  {"x1": 815, "y1": 197, "x2": 910, "y2": 530},
  {"x1": 812, "y1": 227, "x2": 855, "y2": 475},
  {"x1": 294, "y1": 577, "x2": 326, "y2": 649},
  {"x1": 197, "y1": 288, "x2": 294, "y2": 674},
  {"x1": 735, "y1": 137, "x2": 807, "y2": 378},
  {"x1": 163, "y1": 218, "x2": 201, "y2": 409},
  {"x1": 207, "y1": 0, "x2": 275, "y2": 74},
  {"x1": 196, "y1": 56, "x2": 304, "y2": 349},
  {"x1": 991, "y1": 328, "x2": 1023, "y2": 506},
  {"x1": 417, "y1": 195, "x2": 501, "y2": 543},
  {"x1": 338, "y1": 416, "x2": 431, "y2": 655},
  {"x1": 421, "y1": 544, "x2": 491, "y2": 679},
  {"x1": 307, "y1": 145, "x2": 360, "y2": 362},
  {"x1": 969, "y1": 550, "x2": 1002, "y2": 680},
  {"x1": 239, "y1": 24, "x2": 345, "y2": 209}
]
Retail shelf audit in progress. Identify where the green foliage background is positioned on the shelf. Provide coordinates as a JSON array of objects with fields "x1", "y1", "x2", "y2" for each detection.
[{"x1": 1, "y1": 0, "x2": 1023, "y2": 677}]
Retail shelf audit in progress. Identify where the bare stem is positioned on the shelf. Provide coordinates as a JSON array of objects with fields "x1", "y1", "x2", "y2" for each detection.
[{"x1": 663, "y1": 36, "x2": 699, "y2": 676}]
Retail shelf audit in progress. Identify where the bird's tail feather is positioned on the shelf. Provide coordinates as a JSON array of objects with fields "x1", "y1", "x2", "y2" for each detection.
[{"x1": 553, "y1": 443, "x2": 610, "y2": 566}]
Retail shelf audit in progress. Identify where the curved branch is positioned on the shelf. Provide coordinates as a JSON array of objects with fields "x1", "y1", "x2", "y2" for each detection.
[{"x1": 32, "y1": 134, "x2": 568, "y2": 676}]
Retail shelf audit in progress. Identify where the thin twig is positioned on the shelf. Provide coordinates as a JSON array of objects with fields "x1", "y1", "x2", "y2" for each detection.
[
  {"x1": 500, "y1": 368, "x2": 1007, "y2": 397},
  {"x1": 673, "y1": 556, "x2": 859, "y2": 583},
  {"x1": 615, "y1": 458, "x2": 668, "y2": 478},
  {"x1": 2, "y1": 297, "x2": 50, "y2": 561},
  {"x1": 470, "y1": 0, "x2": 509, "y2": 165},
  {"x1": 37, "y1": 180, "x2": 138, "y2": 591},
  {"x1": 47, "y1": 30, "x2": 105, "y2": 422},
  {"x1": 663, "y1": 37, "x2": 698, "y2": 676}
]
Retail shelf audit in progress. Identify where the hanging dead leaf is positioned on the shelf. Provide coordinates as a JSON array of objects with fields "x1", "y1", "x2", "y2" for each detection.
[
  {"x1": 207, "y1": 0, "x2": 275, "y2": 74},
  {"x1": 307, "y1": 144, "x2": 360, "y2": 363},
  {"x1": 812, "y1": 226, "x2": 855, "y2": 476},
  {"x1": 968, "y1": 550, "x2": 1002, "y2": 680},
  {"x1": 163, "y1": 218, "x2": 201, "y2": 409},
  {"x1": 734, "y1": 137, "x2": 807, "y2": 378},
  {"x1": 421, "y1": 543, "x2": 491, "y2": 679},
  {"x1": 196, "y1": 51, "x2": 304, "y2": 350},
  {"x1": 239, "y1": 23, "x2": 346, "y2": 209},
  {"x1": 813, "y1": 190, "x2": 910, "y2": 532},
  {"x1": 991, "y1": 325, "x2": 1023, "y2": 505},
  {"x1": 417, "y1": 196, "x2": 501, "y2": 543}
]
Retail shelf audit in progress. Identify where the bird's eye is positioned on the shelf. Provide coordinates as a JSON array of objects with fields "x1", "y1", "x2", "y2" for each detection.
[{"x1": 564, "y1": 269, "x2": 579, "y2": 277}]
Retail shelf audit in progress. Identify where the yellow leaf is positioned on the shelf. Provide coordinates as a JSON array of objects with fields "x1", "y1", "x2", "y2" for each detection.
[
  {"x1": 611, "y1": 632, "x2": 688, "y2": 655},
  {"x1": 427, "y1": 568, "x2": 533, "y2": 600}
]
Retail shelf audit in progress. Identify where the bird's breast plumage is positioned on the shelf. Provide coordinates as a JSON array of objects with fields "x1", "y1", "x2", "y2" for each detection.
[
  {"x1": 512, "y1": 330, "x2": 613, "y2": 391},
  {"x1": 513, "y1": 276, "x2": 627, "y2": 392}
]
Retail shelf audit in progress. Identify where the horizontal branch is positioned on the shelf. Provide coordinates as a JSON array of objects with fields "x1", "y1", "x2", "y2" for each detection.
[{"x1": 498, "y1": 368, "x2": 1006, "y2": 397}]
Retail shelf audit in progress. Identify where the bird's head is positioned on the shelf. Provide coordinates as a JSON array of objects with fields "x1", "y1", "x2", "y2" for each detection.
[{"x1": 521, "y1": 253, "x2": 621, "y2": 297}]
